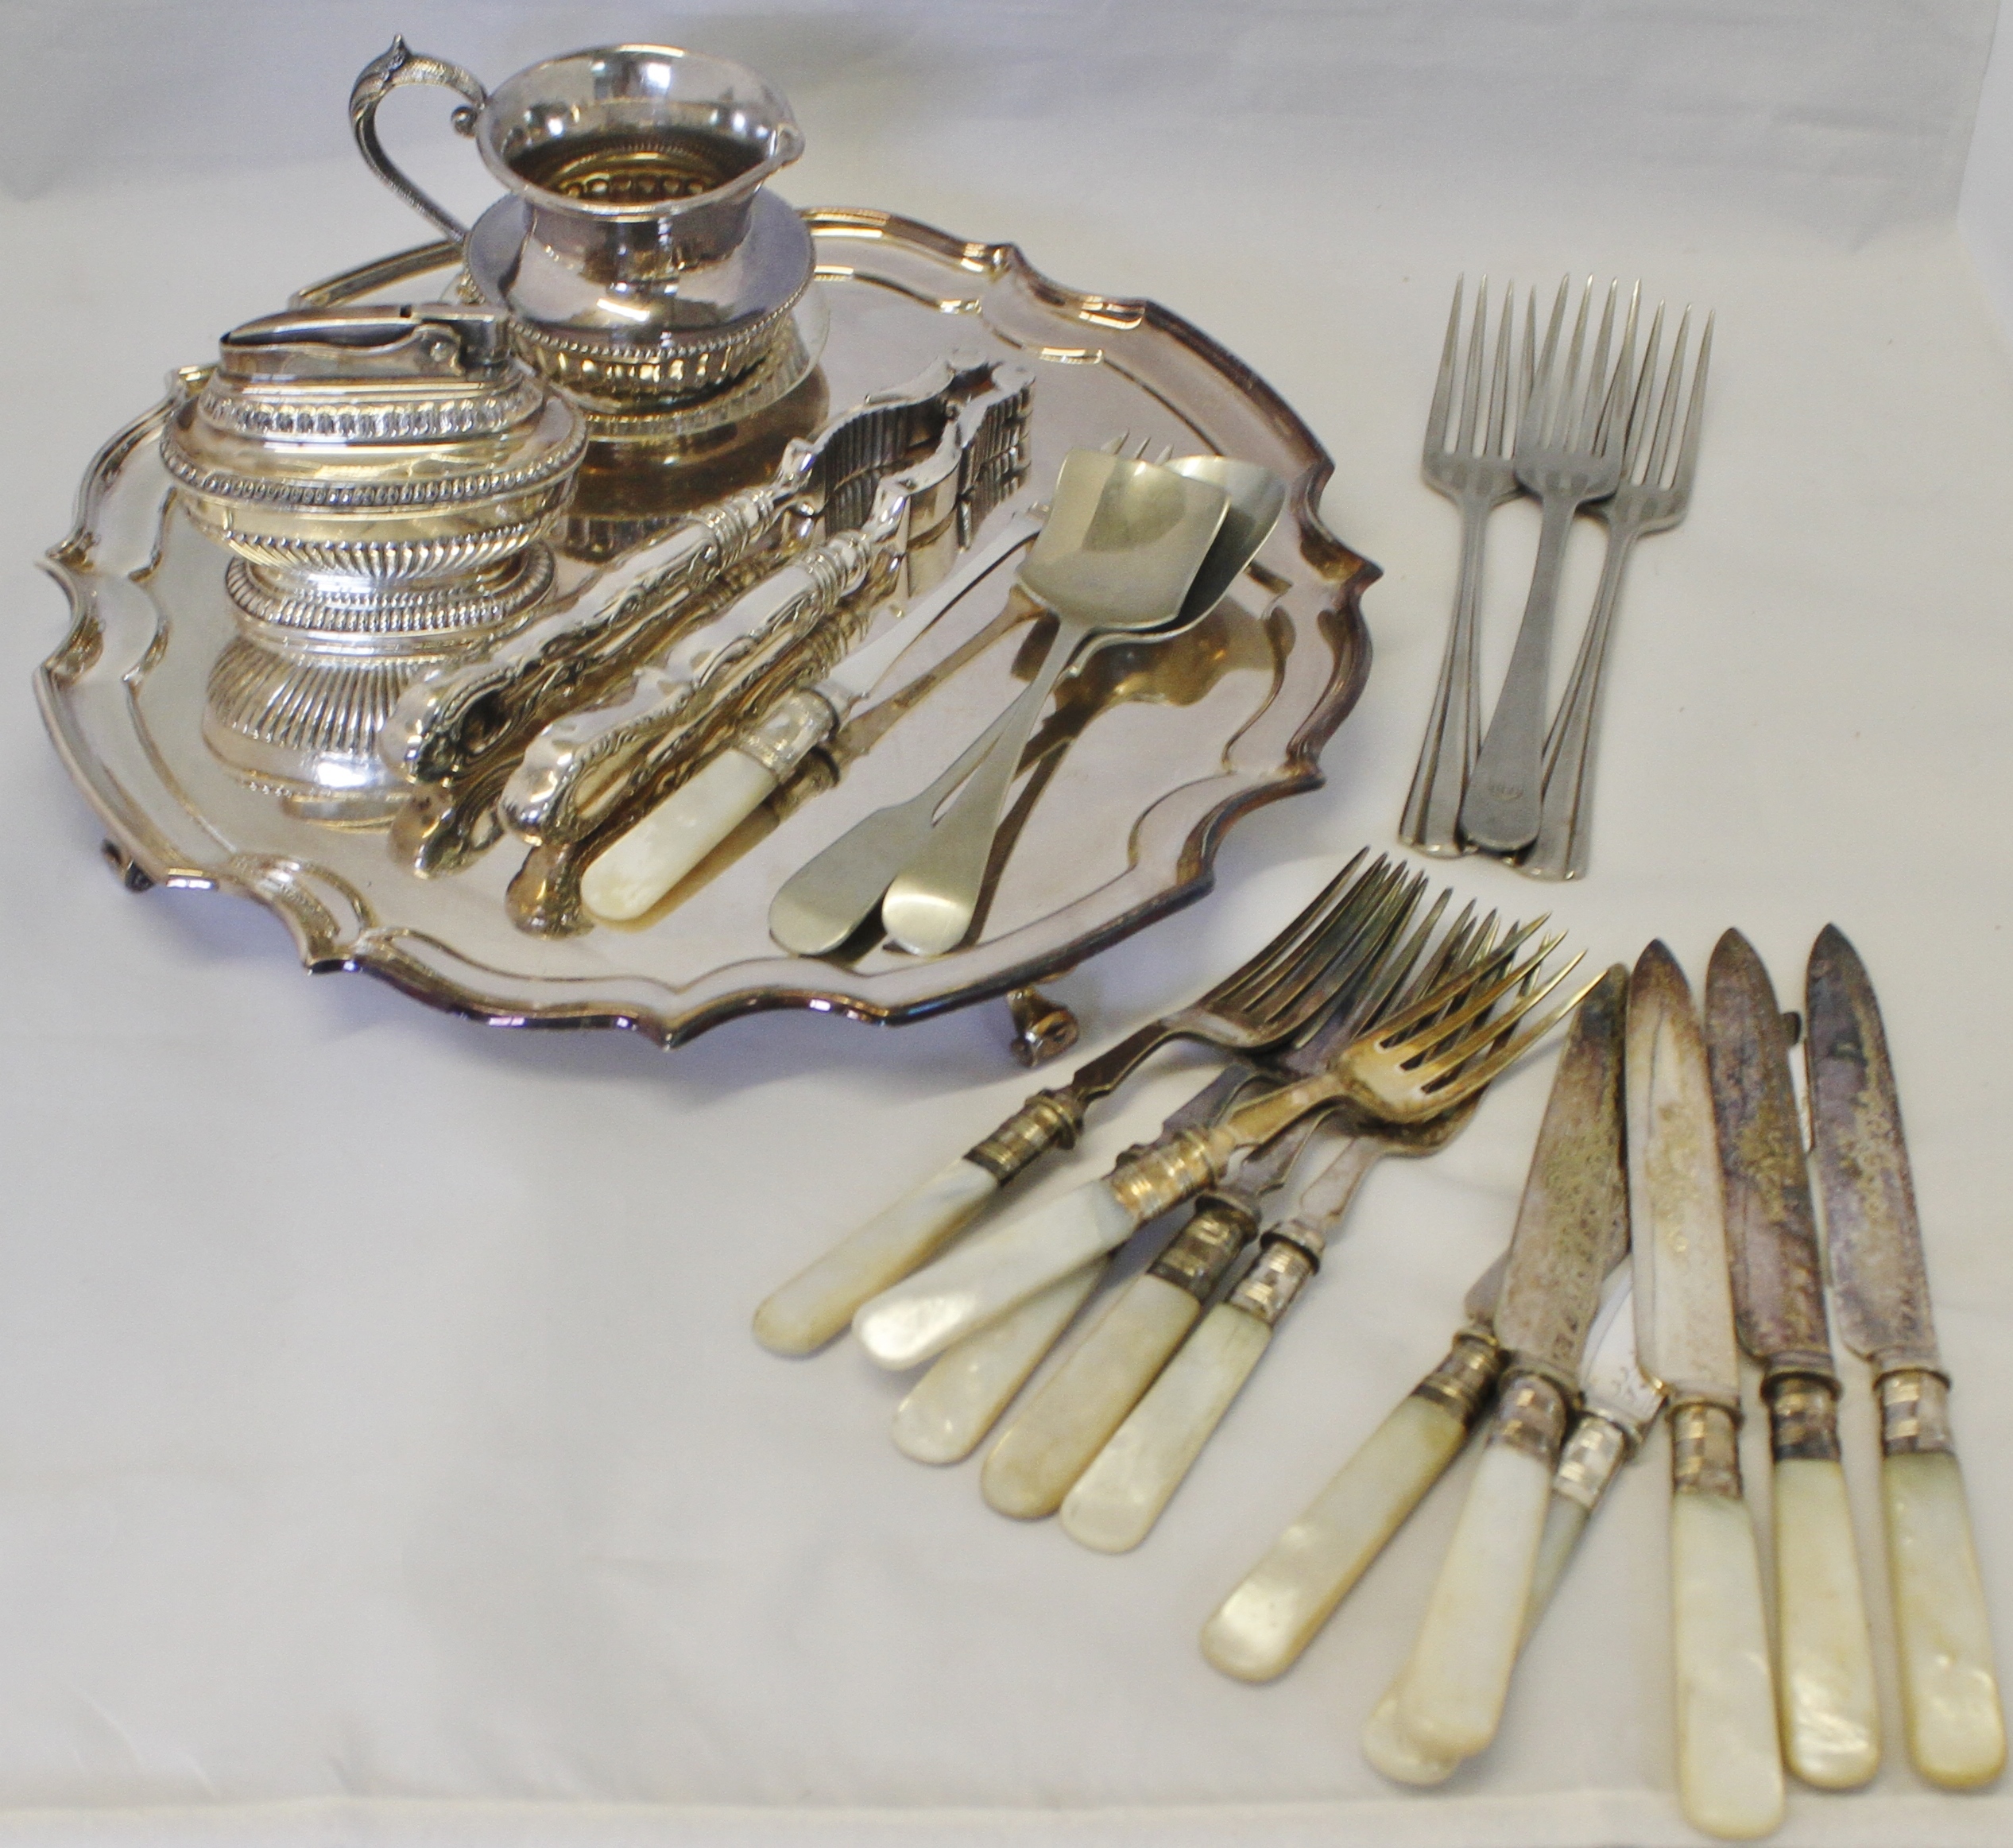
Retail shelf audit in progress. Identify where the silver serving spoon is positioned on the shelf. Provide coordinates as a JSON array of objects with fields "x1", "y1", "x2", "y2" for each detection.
[
  {"x1": 878, "y1": 453, "x2": 1286, "y2": 956},
  {"x1": 767, "y1": 450, "x2": 1230, "y2": 958}
]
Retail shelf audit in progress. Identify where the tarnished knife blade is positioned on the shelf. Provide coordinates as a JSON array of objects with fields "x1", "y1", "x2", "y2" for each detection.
[
  {"x1": 1628, "y1": 942, "x2": 1740, "y2": 1403},
  {"x1": 1493, "y1": 965, "x2": 1630, "y2": 1377},
  {"x1": 1705, "y1": 929, "x2": 1835, "y2": 1376},
  {"x1": 1806, "y1": 924, "x2": 1941, "y2": 1375}
]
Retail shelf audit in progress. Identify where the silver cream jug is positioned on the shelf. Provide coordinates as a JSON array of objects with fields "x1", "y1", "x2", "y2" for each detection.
[{"x1": 350, "y1": 40, "x2": 815, "y2": 416}]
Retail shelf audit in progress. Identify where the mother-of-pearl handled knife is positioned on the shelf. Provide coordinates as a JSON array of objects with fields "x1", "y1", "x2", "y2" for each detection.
[
  {"x1": 1806, "y1": 923, "x2": 2006, "y2": 1789},
  {"x1": 1630, "y1": 941, "x2": 1783, "y2": 1842},
  {"x1": 582, "y1": 510, "x2": 1042, "y2": 922},
  {"x1": 1363, "y1": 1265, "x2": 1665, "y2": 1785},
  {"x1": 1705, "y1": 928, "x2": 1879, "y2": 1790},
  {"x1": 1376, "y1": 966, "x2": 1629, "y2": 1766},
  {"x1": 1199, "y1": 1257, "x2": 1505, "y2": 1683}
]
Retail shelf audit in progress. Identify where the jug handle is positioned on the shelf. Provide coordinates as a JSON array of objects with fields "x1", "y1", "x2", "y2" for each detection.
[{"x1": 349, "y1": 37, "x2": 488, "y2": 246}]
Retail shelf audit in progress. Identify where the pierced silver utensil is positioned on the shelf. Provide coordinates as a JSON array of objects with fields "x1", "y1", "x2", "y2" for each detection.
[{"x1": 878, "y1": 454, "x2": 1280, "y2": 958}]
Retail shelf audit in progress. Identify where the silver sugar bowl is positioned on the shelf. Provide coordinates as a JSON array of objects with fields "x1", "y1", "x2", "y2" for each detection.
[
  {"x1": 165, "y1": 304, "x2": 585, "y2": 820},
  {"x1": 350, "y1": 40, "x2": 823, "y2": 436}
]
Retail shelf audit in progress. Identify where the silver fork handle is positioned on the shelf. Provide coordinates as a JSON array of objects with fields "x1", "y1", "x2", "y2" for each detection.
[
  {"x1": 1459, "y1": 487, "x2": 1577, "y2": 852},
  {"x1": 1520, "y1": 514, "x2": 1643, "y2": 880},
  {"x1": 1400, "y1": 494, "x2": 1492, "y2": 855}
]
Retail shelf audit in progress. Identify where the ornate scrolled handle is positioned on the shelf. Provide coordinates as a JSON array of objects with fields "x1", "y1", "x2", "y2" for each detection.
[{"x1": 349, "y1": 37, "x2": 489, "y2": 245}]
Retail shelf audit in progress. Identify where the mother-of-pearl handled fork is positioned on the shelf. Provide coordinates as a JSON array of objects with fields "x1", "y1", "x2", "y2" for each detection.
[
  {"x1": 973, "y1": 894, "x2": 1479, "y2": 1505},
  {"x1": 751, "y1": 851, "x2": 1419, "y2": 1355},
  {"x1": 1521, "y1": 305, "x2": 1711, "y2": 881},
  {"x1": 854, "y1": 924, "x2": 1585, "y2": 1370},
  {"x1": 1059, "y1": 1096, "x2": 1487, "y2": 1554},
  {"x1": 1458, "y1": 277, "x2": 1632, "y2": 855},
  {"x1": 881, "y1": 455, "x2": 1285, "y2": 957},
  {"x1": 1400, "y1": 277, "x2": 1523, "y2": 856}
]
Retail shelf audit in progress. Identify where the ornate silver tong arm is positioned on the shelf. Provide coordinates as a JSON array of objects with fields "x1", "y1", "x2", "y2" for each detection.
[
  {"x1": 500, "y1": 362, "x2": 1032, "y2": 853},
  {"x1": 381, "y1": 351, "x2": 1021, "y2": 790}
]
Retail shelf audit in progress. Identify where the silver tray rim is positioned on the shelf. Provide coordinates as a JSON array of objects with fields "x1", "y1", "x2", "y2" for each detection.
[{"x1": 35, "y1": 206, "x2": 1378, "y2": 1050}]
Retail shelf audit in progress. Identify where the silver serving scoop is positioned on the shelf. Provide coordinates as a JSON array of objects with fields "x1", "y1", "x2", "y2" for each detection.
[
  {"x1": 768, "y1": 449, "x2": 1229, "y2": 956},
  {"x1": 878, "y1": 454, "x2": 1282, "y2": 957}
]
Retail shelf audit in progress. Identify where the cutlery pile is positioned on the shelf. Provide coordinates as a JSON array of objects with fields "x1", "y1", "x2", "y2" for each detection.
[
  {"x1": 757, "y1": 885, "x2": 2003, "y2": 1842},
  {"x1": 1402, "y1": 276, "x2": 1712, "y2": 878}
]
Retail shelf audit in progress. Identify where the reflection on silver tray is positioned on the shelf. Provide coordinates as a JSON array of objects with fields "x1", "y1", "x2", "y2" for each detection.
[{"x1": 37, "y1": 208, "x2": 1376, "y2": 1048}]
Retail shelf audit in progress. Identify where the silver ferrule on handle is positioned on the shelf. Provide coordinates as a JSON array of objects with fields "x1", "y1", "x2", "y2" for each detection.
[
  {"x1": 1488, "y1": 1370, "x2": 1574, "y2": 1466},
  {"x1": 1410, "y1": 1330, "x2": 1504, "y2": 1429},
  {"x1": 1878, "y1": 1366, "x2": 1956, "y2": 1457},
  {"x1": 1148, "y1": 1199, "x2": 1255, "y2": 1302},
  {"x1": 733, "y1": 687, "x2": 840, "y2": 781},
  {"x1": 1764, "y1": 1373, "x2": 1844, "y2": 1464},
  {"x1": 1670, "y1": 1399, "x2": 1744, "y2": 1499},
  {"x1": 1553, "y1": 1410, "x2": 1634, "y2": 1512},
  {"x1": 962, "y1": 1089, "x2": 1087, "y2": 1184},
  {"x1": 1224, "y1": 1223, "x2": 1324, "y2": 1327}
]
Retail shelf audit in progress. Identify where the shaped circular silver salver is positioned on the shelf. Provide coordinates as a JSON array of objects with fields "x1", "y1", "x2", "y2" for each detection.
[{"x1": 41, "y1": 210, "x2": 1376, "y2": 1047}]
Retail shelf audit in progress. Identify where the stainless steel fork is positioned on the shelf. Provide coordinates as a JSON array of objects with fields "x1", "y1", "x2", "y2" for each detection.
[
  {"x1": 1400, "y1": 279, "x2": 1523, "y2": 856},
  {"x1": 1522, "y1": 306, "x2": 1711, "y2": 880},
  {"x1": 1460, "y1": 278, "x2": 1634, "y2": 854}
]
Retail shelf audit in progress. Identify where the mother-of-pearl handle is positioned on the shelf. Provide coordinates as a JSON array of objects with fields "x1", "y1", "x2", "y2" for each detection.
[
  {"x1": 582, "y1": 748, "x2": 783, "y2": 924},
  {"x1": 982, "y1": 1273, "x2": 1201, "y2": 1517},
  {"x1": 890, "y1": 1260, "x2": 1106, "y2": 1463},
  {"x1": 1388, "y1": 1439, "x2": 1553, "y2": 1761},
  {"x1": 1202, "y1": 1389, "x2": 1478, "y2": 1682},
  {"x1": 1883, "y1": 1448, "x2": 2007, "y2": 1788},
  {"x1": 1671, "y1": 1486, "x2": 1786, "y2": 1840},
  {"x1": 753, "y1": 1157, "x2": 999, "y2": 1357},
  {"x1": 1362, "y1": 1486, "x2": 1596, "y2": 1788},
  {"x1": 1771, "y1": 1455, "x2": 1879, "y2": 1789},
  {"x1": 1060, "y1": 1304, "x2": 1272, "y2": 1553},
  {"x1": 854, "y1": 1178, "x2": 1138, "y2": 1370}
]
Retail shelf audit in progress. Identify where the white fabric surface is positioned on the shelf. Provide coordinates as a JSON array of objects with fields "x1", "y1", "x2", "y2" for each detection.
[{"x1": 6, "y1": 1, "x2": 2013, "y2": 1842}]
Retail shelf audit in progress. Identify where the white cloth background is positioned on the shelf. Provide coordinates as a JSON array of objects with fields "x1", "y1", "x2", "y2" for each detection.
[{"x1": 5, "y1": 2, "x2": 2013, "y2": 1842}]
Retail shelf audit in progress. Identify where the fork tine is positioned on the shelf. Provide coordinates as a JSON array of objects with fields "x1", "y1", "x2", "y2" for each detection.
[
  {"x1": 1268, "y1": 866, "x2": 1426, "y2": 1031},
  {"x1": 1578, "y1": 279, "x2": 1620, "y2": 451},
  {"x1": 1523, "y1": 277, "x2": 1570, "y2": 447},
  {"x1": 1550, "y1": 277, "x2": 1593, "y2": 448},
  {"x1": 1591, "y1": 282, "x2": 1638, "y2": 455},
  {"x1": 1365, "y1": 914, "x2": 1547, "y2": 1048},
  {"x1": 1241, "y1": 859, "x2": 1412, "y2": 1029},
  {"x1": 1426, "y1": 279, "x2": 1462, "y2": 460},
  {"x1": 1322, "y1": 880, "x2": 1450, "y2": 1044},
  {"x1": 1202, "y1": 848, "x2": 1372, "y2": 1011},
  {"x1": 1454, "y1": 279, "x2": 1488, "y2": 456},
  {"x1": 1671, "y1": 311, "x2": 1711, "y2": 497},
  {"x1": 1400, "y1": 928, "x2": 1567, "y2": 1067},
  {"x1": 1486, "y1": 284, "x2": 1516, "y2": 457},
  {"x1": 1647, "y1": 308, "x2": 1691, "y2": 489},
  {"x1": 1419, "y1": 959, "x2": 1599, "y2": 1103},
  {"x1": 1623, "y1": 301, "x2": 1667, "y2": 482}
]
